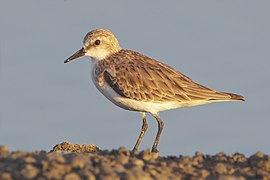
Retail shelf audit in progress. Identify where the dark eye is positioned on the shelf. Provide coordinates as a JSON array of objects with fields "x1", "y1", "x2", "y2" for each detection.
[{"x1": 95, "y1": 40, "x2": 101, "y2": 45}]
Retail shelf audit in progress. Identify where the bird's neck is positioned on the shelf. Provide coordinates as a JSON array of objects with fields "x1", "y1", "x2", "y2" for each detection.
[{"x1": 91, "y1": 48, "x2": 122, "y2": 61}]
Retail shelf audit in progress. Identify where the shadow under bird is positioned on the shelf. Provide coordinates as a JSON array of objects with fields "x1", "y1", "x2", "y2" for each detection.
[{"x1": 64, "y1": 29, "x2": 244, "y2": 153}]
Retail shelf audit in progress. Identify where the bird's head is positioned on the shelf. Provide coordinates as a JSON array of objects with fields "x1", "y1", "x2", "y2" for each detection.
[{"x1": 64, "y1": 29, "x2": 121, "y2": 63}]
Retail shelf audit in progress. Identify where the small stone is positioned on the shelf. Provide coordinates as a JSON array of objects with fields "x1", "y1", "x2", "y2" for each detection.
[
  {"x1": 43, "y1": 163, "x2": 70, "y2": 179},
  {"x1": 47, "y1": 153, "x2": 66, "y2": 164},
  {"x1": 24, "y1": 156, "x2": 37, "y2": 164},
  {"x1": 64, "y1": 173, "x2": 80, "y2": 180},
  {"x1": 21, "y1": 164, "x2": 39, "y2": 179},
  {"x1": 85, "y1": 172, "x2": 96, "y2": 180},
  {"x1": 214, "y1": 163, "x2": 228, "y2": 174},
  {"x1": 0, "y1": 145, "x2": 9, "y2": 154},
  {"x1": 255, "y1": 151, "x2": 265, "y2": 158},
  {"x1": 116, "y1": 155, "x2": 129, "y2": 165},
  {"x1": 40, "y1": 160, "x2": 49, "y2": 171},
  {"x1": 100, "y1": 161, "x2": 114, "y2": 174},
  {"x1": 131, "y1": 159, "x2": 144, "y2": 166},
  {"x1": 140, "y1": 149, "x2": 158, "y2": 161},
  {"x1": 117, "y1": 147, "x2": 130, "y2": 156},
  {"x1": 123, "y1": 170, "x2": 151, "y2": 180},
  {"x1": 218, "y1": 175, "x2": 245, "y2": 180},
  {"x1": 200, "y1": 169, "x2": 210, "y2": 178},
  {"x1": 182, "y1": 164, "x2": 195, "y2": 174},
  {"x1": 51, "y1": 141, "x2": 100, "y2": 153},
  {"x1": 193, "y1": 152, "x2": 204, "y2": 164},
  {"x1": 0, "y1": 172, "x2": 12, "y2": 180},
  {"x1": 99, "y1": 173, "x2": 120, "y2": 180},
  {"x1": 258, "y1": 161, "x2": 270, "y2": 171},
  {"x1": 113, "y1": 164, "x2": 125, "y2": 173},
  {"x1": 250, "y1": 152, "x2": 265, "y2": 166},
  {"x1": 214, "y1": 152, "x2": 228, "y2": 161},
  {"x1": 231, "y1": 153, "x2": 246, "y2": 163},
  {"x1": 71, "y1": 155, "x2": 88, "y2": 168},
  {"x1": 10, "y1": 151, "x2": 29, "y2": 159}
]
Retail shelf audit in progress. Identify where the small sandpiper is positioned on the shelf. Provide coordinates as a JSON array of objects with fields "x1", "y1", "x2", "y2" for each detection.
[{"x1": 64, "y1": 29, "x2": 244, "y2": 153}]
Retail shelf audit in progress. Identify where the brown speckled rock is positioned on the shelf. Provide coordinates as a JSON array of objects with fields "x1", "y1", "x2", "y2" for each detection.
[{"x1": 51, "y1": 141, "x2": 100, "y2": 153}]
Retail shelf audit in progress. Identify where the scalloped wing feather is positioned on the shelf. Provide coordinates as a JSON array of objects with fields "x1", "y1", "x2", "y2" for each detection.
[{"x1": 100, "y1": 50, "x2": 241, "y2": 103}]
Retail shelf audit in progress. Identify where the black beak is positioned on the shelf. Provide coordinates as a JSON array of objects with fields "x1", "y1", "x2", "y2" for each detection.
[{"x1": 64, "y1": 48, "x2": 85, "y2": 63}]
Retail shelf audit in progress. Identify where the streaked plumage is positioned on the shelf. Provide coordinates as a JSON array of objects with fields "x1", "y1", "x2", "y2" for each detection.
[{"x1": 65, "y1": 29, "x2": 244, "y2": 153}]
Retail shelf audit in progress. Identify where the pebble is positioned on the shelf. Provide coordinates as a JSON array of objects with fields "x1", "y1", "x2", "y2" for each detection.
[
  {"x1": 0, "y1": 142, "x2": 269, "y2": 179},
  {"x1": 231, "y1": 152, "x2": 246, "y2": 163},
  {"x1": 214, "y1": 163, "x2": 228, "y2": 174},
  {"x1": 218, "y1": 175, "x2": 245, "y2": 180},
  {"x1": 0, "y1": 145, "x2": 9, "y2": 154},
  {"x1": 24, "y1": 156, "x2": 37, "y2": 164},
  {"x1": 130, "y1": 158, "x2": 144, "y2": 166},
  {"x1": 0, "y1": 172, "x2": 12, "y2": 180},
  {"x1": 20, "y1": 164, "x2": 39, "y2": 179},
  {"x1": 116, "y1": 154, "x2": 129, "y2": 165}
]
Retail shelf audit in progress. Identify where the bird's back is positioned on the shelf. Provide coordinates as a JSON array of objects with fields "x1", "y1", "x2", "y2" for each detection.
[{"x1": 96, "y1": 49, "x2": 244, "y2": 105}]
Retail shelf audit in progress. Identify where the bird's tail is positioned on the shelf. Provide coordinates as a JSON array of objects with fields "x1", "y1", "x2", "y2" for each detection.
[{"x1": 222, "y1": 92, "x2": 245, "y2": 101}]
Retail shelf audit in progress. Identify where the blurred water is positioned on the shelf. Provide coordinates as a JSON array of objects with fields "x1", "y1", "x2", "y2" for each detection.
[{"x1": 0, "y1": 1, "x2": 269, "y2": 156}]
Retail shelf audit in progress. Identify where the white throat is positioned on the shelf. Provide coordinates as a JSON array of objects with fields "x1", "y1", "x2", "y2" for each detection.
[{"x1": 85, "y1": 49, "x2": 110, "y2": 61}]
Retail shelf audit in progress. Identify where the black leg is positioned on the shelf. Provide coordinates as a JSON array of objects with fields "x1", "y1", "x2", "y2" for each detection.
[
  {"x1": 151, "y1": 113, "x2": 164, "y2": 153},
  {"x1": 132, "y1": 112, "x2": 148, "y2": 154}
]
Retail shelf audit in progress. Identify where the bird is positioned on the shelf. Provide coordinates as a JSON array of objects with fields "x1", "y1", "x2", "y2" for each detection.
[{"x1": 64, "y1": 29, "x2": 244, "y2": 153}]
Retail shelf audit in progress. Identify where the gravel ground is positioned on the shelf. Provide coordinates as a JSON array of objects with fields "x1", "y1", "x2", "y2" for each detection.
[{"x1": 0, "y1": 142, "x2": 270, "y2": 180}]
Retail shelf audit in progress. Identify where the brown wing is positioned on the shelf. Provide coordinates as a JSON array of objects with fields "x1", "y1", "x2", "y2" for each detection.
[{"x1": 103, "y1": 50, "x2": 241, "y2": 102}]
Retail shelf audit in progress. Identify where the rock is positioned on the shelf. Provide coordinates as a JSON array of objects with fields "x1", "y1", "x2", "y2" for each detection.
[
  {"x1": 51, "y1": 141, "x2": 100, "y2": 153},
  {"x1": 98, "y1": 173, "x2": 120, "y2": 180},
  {"x1": 42, "y1": 163, "x2": 70, "y2": 179},
  {"x1": 199, "y1": 169, "x2": 210, "y2": 178},
  {"x1": 214, "y1": 163, "x2": 228, "y2": 174},
  {"x1": 130, "y1": 158, "x2": 144, "y2": 166},
  {"x1": 0, "y1": 172, "x2": 12, "y2": 180},
  {"x1": 70, "y1": 154, "x2": 89, "y2": 168},
  {"x1": 139, "y1": 149, "x2": 159, "y2": 161},
  {"x1": 24, "y1": 156, "x2": 37, "y2": 164},
  {"x1": 231, "y1": 153, "x2": 246, "y2": 163},
  {"x1": 0, "y1": 143, "x2": 270, "y2": 179},
  {"x1": 117, "y1": 147, "x2": 130, "y2": 157},
  {"x1": 218, "y1": 175, "x2": 245, "y2": 180},
  {"x1": 255, "y1": 151, "x2": 265, "y2": 158},
  {"x1": 20, "y1": 164, "x2": 39, "y2": 179},
  {"x1": 116, "y1": 154, "x2": 129, "y2": 165},
  {"x1": 64, "y1": 173, "x2": 81, "y2": 180},
  {"x1": 0, "y1": 145, "x2": 9, "y2": 154}
]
